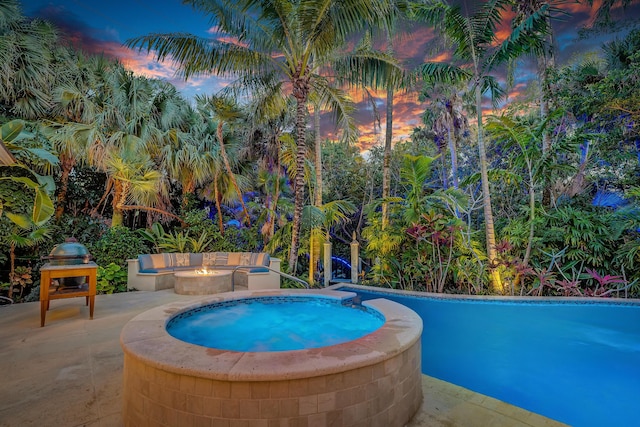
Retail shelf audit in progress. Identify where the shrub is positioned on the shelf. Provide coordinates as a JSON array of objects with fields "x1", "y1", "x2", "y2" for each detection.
[
  {"x1": 89, "y1": 226, "x2": 149, "y2": 267},
  {"x1": 96, "y1": 263, "x2": 128, "y2": 294}
]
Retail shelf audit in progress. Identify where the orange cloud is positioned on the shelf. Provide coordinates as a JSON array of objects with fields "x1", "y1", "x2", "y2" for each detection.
[
  {"x1": 428, "y1": 52, "x2": 452, "y2": 63},
  {"x1": 116, "y1": 44, "x2": 232, "y2": 96}
]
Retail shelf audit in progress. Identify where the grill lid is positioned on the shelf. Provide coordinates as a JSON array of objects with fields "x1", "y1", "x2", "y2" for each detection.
[{"x1": 44, "y1": 238, "x2": 92, "y2": 265}]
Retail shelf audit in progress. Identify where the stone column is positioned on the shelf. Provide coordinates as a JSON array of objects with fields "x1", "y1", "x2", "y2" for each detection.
[
  {"x1": 350, "y1": 232, "x2": 359, "y2": 284},
  {"x1": 323, "y1": 240, "x2": 332, "y2": 287}
]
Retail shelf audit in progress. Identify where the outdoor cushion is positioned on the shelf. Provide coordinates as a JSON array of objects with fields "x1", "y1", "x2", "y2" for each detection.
[
  {"x1": 201, "y1": 252, "x2": 226, "y2": 266},
  {"x1": 171, "y1": 253, "x2": 191, "y2": 267},
  {"x1": 234, "y1": 266, "x2": 269, "y2": 274},
  {"x1": 138, "y1": 266, "x2": 174, "y2": 274},
  {"x1": 138, "y1": 252, "x2": 271, "y2": 273},
  {"x1": 173, "y1": 266, "x2": 198, "y2": 272},
  {"x1": 138, "y1": 254, "x2": 167, "y2": 272},
  {"x1": 189, "y1": 253, "x2": 203, "y2": 266}
]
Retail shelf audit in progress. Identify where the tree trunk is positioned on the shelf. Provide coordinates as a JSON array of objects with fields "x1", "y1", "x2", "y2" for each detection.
[
  {"x1": 310, "y1": 106, "x2": 323, "y2": 285},
  {"x1": 475, "y1": 85, "x2": 504, "y2": 293},
  {"x1": 523, "y1": 173, "x2": 536, "y2": 267},
  {"x1": 54, "y1": 153, "x2": 75, "y2": 221},
  {"x1": 213, "y1": 175, "x2": 224, "y2": 234},
  {"x1": 182, "y1": 180, "x2": 195, "y2": 211},
  {"x1": 447, "y1": 108, "x2": 459, "y2": 190},
  {"x1": 111, "y1": 179, "x2": 126, "y2": 227},
  {"x1": 314, "y1": 107, "x2": 323, "y2": 207},
  {"x1": 539, "y1": 20, "x2": 556, "y2": 207},
  {"x1": 288, "y1": 69, "x2": 310, "y2": 273},
  {"x1": 540, "y1": 54, "x2": 552, "y2": 207},
  {"x1": 381, "y1": 83, "x2": 394, "y2": 229},
  {"x1": 269, "y1": 167, "x2": 281, "y2": 241},
  {"x1": 8, "y1": 241, "x2": 15, "y2": 299}
]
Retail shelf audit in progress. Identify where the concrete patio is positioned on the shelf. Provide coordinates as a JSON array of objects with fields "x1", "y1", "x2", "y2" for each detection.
[{"x1": 0, "y1": 290, "x2": 566, "y2": 427}]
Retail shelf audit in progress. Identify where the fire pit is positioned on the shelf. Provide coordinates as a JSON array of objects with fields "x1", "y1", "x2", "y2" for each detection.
[{"x1": 173, "y1": 269, "x2": 232, "y2": 295}]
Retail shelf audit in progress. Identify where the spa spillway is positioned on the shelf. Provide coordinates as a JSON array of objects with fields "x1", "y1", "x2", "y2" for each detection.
[{"x1": 120, "y1": 289, "x2": 423, "y2": 426}]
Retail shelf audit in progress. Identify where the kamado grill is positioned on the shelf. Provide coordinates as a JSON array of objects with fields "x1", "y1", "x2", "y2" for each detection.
[
  {"x1": 39, "y1": 238, "x2": 98, "y2": 326},
  {"x1": 44, "y1": 238, "x2": 93, "y2": 265}
]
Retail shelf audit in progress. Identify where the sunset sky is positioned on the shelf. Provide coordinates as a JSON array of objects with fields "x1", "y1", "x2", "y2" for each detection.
[{"x1": 24, "y1": 0, "x2": 640, "y2": 152}]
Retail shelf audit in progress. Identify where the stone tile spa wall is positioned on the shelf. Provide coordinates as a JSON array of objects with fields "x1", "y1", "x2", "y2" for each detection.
[{"x1": 120, "y1": 290, "x2": 423, "y2": 427}]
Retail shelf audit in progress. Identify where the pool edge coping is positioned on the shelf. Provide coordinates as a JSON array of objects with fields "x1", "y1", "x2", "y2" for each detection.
[
  {"x1": 329, "y1": 283, "x2": 640, "y2": 306},
  {"x1": 120, "y1": 288, "x2": 423, "y2": 381}
]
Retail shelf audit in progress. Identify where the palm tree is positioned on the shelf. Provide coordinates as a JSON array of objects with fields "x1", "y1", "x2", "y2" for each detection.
[
  {"x1": 510, "y1": 0, "x2": 566, "y2": 206},
  {"x1": 420, "y1": 81, "x2": 468, "y2": 191},
  {"x1": 161, "y1": 120, "x2": 217, "y2": 211},
  {"x1": 53, "y1": 61, "x2": 190, "y2": 227},
  {"x1": 242, "y1": 103, "x2": 295, "y2": 243},
  {"x1": 414, "y1": 0, "x2": 551, "y2": 293},
  {"x1": 196, "y1": 94, "x2": 250, "y2": 224},
  {"x1": 45, "y1": 54, "x2": 118, "y2": 220},
  {"x1": 200, "y1": 155, "x2": 252, "y2": 234},
  {"x1": 486, "y1": 110, "x2": 562, "y2": 266},
  {"x1": 0, "y1": 0, "x2": 64, "y2": 119},
  {"x1": 100, "y1": 141, "x2": 160, "y2": 227},
  {"x1": 127, "y1": 0, "x2": 400, "y2": 272},
  {"x1": 582, "y1": 0, "x2": 637, "y2": 30},
  {"x1": 381, "y1": 40, "x2": 396, "y2": 230}
]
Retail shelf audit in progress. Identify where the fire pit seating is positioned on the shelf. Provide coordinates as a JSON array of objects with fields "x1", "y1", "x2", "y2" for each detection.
[{"x1": 126, "y1": 252, "x2": 280, "y2": 292}]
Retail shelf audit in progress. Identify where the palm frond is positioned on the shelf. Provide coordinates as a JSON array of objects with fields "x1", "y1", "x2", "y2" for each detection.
[
  {"x1": 311, "y1": 81, "x2": 358, "y2": 144},
  {"x1": 333, "y1": 49, "x2": 405, "y2": 90},
  {"x1": 126, "y1": 33, "x2": 274, "y2": 79},
  {"x1": 419, "y1": 62, "x2": 472, "y2": 85},
  {"x1": 486, "y1": 4, "x2": 550, "y2": 70}
]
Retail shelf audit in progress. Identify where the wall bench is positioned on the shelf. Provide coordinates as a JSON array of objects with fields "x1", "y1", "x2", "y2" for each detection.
[{"x1": 126, "y1": 252, "x2": 280, "y2": 292}]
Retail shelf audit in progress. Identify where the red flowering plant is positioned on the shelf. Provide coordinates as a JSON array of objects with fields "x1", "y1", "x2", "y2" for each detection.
[
  {"x1": 404, "y1": 211, "x2": 463, "y2": 293},
  {"x1": 581, "y1": 268, "x2": 628, "y2": 297}
]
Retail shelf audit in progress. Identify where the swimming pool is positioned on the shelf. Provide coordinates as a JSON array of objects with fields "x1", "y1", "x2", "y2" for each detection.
[{"x1": 339, "y1": 285, "x2": 640, "y2": 427}]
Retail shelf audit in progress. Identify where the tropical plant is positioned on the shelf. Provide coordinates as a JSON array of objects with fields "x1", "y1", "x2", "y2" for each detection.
[
  {"x1": 0, "y1": 120, "x2": 56, "y2": 227},
  {"x1": 301, "y1": 198, "x2": 356, "y2": 283},
  {"x1": 1, "y1": 265, "x2": 32, "y2": 301},
  {"x1": 127, "y1": 0, "x2": 402, "y2": 273},
  {"x1": 196, "y1": 94, "x2": 251, "y2": 224},
  {"x1": 363, "y1": 153, "x2": 468, "y2": 289},
  {"x1": 413, "y1": 0, "x2": 552, "y2": 293},
  {"x1": 486, "y1": 109, "x2": 573, "y2": 265},
  {"x1": 96, "y1": 263, "x2": 128, "y2": 294},
  {"x1": 405, "y1": 211, "x2": 464, "y2": 292},
  {"x1": 420, "y1": 81, "x2": 469, "y2": 190},
  {"x1": 0, "y1": 217, "x2": 50, "y2": 300},
  {"x1": 509, "y1": 0, "x2": 568, "y2": 205},
  {"x1": 44, "y1": 54, "x2": 118, "y2": 220},
  {"x1": 0, "y1": 0, "x2": 69, "y2": 119},
  {"x1": 89, "y1": 225, "x2": 148, "y2": 267}
]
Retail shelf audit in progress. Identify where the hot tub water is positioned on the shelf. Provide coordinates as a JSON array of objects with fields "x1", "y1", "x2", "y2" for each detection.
[{"x1": 167, "y1": 296, "x2": 385, "y2": 351}]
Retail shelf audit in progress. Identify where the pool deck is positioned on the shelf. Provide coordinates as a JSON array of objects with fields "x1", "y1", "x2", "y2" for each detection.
[{"x1": 0, "y1": 289, "x2": 567, "y2": 427}]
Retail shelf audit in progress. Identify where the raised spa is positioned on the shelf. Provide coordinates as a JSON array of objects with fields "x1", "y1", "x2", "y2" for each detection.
[
  {"x1": 166, "y1": 295, "x2": 385, "y2": 351},
  {"x1": 121, "y1": 290, "x2": 423, "y2": 426}
]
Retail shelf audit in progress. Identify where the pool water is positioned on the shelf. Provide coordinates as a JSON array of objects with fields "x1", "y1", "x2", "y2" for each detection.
[
  {"x1": 167, "y1": 296, "x2": 385, "y2": 352},
  {"x1": 345, "y1": 288, "x2": 640, "y2": 427}
]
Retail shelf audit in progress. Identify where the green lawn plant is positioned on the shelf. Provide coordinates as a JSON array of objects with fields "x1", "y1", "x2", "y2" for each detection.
[
  {"x1": 90, "y1": 226, "x2": 148, "y2": 268},
  {"x1": 96, "y1": 263, "x2": 128, "y2": 294}
]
